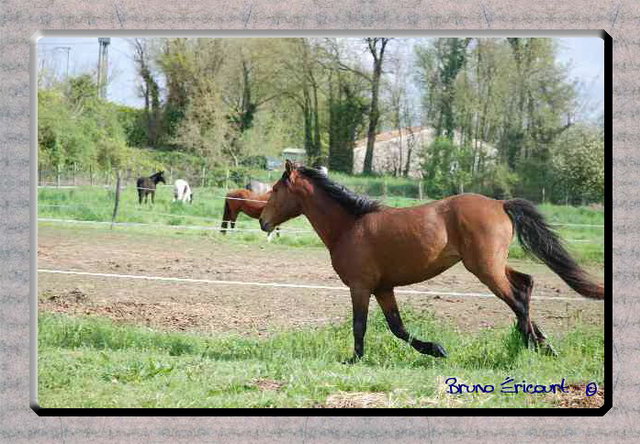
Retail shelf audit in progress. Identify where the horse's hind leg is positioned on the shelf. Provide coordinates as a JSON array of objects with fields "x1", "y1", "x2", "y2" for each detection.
[
  {"x1": 374, "y1": 289, "x2": 447, "y2": 358},
  {"x1": 465, "y1": 259, "x2": 544, "y2": 351},
  {"x1": 505, "y1": 267, "x2": 557, "y2": 355}
]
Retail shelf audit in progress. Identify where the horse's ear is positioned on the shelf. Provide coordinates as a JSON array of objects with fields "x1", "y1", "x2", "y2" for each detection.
[{"x1": 285, "y1": 159, "x2": 293, "y2": 174}]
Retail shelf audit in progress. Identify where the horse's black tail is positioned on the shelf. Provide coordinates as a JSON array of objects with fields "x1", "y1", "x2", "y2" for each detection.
[
  {"x1": 503, "y1": 198, "x2": 604, "y2": 300},
  {"x1": 221, "y1": 200, "x2": 231, "y2": 234}
]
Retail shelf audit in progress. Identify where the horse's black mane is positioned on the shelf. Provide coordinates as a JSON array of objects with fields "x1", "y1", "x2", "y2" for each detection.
[{"x1": 291, "y1": 166, "x2": 381, "y2": 217}]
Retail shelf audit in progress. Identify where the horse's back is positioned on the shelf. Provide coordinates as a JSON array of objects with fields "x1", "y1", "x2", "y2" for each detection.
[
  {"x1": 174, "y1": 179, "x2": 189, "y2": 191},
  {"x1": 246, "y1": 180, "x2": 271, "y2": 194},
  {"x1": 337, "y1": 194, "x2": 512, "y2": 288}
]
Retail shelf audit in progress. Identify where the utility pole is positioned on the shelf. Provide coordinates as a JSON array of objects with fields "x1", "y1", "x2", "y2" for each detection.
[{"x1": 97, "y1": 37, "x2": 111, "y2": 98}]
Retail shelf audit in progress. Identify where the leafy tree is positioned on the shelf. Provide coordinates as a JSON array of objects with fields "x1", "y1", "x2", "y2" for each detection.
[
  {"x1": 551, "y1": 124, "x2": 604, "y2": 204},
  {"x1": 362, "y1": 37, "x2": 391, "y2": 175}
]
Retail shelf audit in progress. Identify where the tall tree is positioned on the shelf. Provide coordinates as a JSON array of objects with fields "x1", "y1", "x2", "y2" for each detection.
[
  {"x1": 321, "y1": 39, "x2": 369, "y2": 173},
  {"x1": 132, "y1": 39, "x2": 161, "y2": 146},
  {"x1": 362, "y1": 37, "x2": 390, "y2": 175}
]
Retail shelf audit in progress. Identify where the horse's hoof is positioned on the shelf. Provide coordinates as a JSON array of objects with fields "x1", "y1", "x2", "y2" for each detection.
[
  {"x1": 415, "y1": 341, "x2": 447, "y2": 358},
  {"x1": 342, "y1": 355, "x2": 362, "y2": 365},
  {"x1": 540, "y1": 342, "x2": 558, "y2": 357},
  {"x1": 430, "y1": 342, "x2": 448, "y2": 358}
]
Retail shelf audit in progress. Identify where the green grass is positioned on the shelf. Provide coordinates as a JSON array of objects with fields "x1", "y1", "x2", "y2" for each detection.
[
  {"x1": 38, "y1": 310, "x2": 603, "y2": 408},
  {"x1": 38, "y1": 185, "x2": 605, "y2": 263}
]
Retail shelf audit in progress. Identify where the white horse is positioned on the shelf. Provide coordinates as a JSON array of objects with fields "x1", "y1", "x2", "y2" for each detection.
[{"x1": 173, "y1": 179, "x2": 193, "y2": 203}]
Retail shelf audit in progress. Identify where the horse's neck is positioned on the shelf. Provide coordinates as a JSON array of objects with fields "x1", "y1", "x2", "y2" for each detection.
[{"x1": 300, "y1": 188, "x2": 355, "y2": 251}]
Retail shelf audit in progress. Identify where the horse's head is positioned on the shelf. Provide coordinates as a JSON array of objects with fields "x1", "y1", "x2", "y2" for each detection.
[
  {"x1": 259, "y1": 160, "x2": 304, "y2": 233},
  {"x1": 154, "y1": 171, "x2": 166, "y2": 184}
]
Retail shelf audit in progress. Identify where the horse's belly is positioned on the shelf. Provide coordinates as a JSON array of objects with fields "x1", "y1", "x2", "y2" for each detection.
[{"x1": 375, "y1": 237, "x2": 460, "y2": 288}]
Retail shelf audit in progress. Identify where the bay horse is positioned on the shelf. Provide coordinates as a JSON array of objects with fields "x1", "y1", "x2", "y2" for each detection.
[
  {"x1": 221, "y1": 189, "x2": 279, "y2": 240},
  {"x1": 259, "y1": 160, "x2": 604, "y2": 362},
  {"x1": 137, "y1": 171, "x2": 166, "y2": 204}
]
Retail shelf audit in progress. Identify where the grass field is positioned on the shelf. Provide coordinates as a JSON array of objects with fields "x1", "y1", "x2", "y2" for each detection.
[
  {"x1": 38, "y1": 309, "x2": 603, "y2": 408},
  {"x1": 38, "y1": 185, "x2": 605, "y2": 264},
  {"x1": 37, "y1": 182, "x2": 605, "y2": 409}
]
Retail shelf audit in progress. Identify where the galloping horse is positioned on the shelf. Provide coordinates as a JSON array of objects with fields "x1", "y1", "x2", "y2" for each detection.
[
  {"x1": 259, "y1": 161, "x2": 604, "y2": 362},
  {"x1": 173, "y1": 179, "x2": 193, "y2": 203},
  {"x1": 137, "y1": 171, "x2": 166, "y2": 204},
  {"x1": 221, "y1": 189, "x2": 279, "y2": 239}
]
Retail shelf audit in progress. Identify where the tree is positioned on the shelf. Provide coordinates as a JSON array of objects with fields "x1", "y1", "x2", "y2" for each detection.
[
  {"x1": 552, "y1": 124, "x2": 604, "y2": 204},
  {"x1": 362, "y1": 37, "x2": 390, "y2": 175},
  {"x1": 321, "y1": 38, "x2": 369, "y2": 173},
  {"x1": 416, "y1": 37, "x2": 584, "y2": 202},
  {"x1": 132, "y1": 38, "x2": 161, "y2": 146}
]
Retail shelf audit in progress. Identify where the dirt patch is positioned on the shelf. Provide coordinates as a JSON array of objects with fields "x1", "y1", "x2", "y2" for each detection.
[
  {"x1": 251, "y1": 378, "x2": 285, "y2": 392},
  {"x1": 321, "y1": 391, "x2": 389, "y2": 408},
  {"x1": 548, "y1": 384, "x2": 605, "y2": 408},
  {"x1": 38, "y1": 225, "x2": 604, "y2": 337},
  {"x1": 42, "y1": 288, "x2": 88, "y2": 304}
]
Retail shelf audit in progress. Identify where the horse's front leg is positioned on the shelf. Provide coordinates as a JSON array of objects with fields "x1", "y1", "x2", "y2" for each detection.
[
  {"x1": 151, "y1": 191, "x2": 155, "y2": 204},
  {"x1": 344, "y1": 287, "x2": 371, "y2": 364},
  {"x1": 374, "y1": 288, "x2": 447, "y2": 358}
]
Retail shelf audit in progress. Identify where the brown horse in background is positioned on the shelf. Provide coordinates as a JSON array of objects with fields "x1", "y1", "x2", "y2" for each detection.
[
  {"x1": 221, "y1": 189, "x2": 278, "y2": 238},
  {"x1": 259, "y1": 161, "x2": 604, "y2": 362},
  {"x1": 137, "y1": 171, "x2": 166, "y2": 204}
]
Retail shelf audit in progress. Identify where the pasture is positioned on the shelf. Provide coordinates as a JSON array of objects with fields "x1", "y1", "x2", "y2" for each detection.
[
  {"x1": 37, "y1": 185, "x2": 605, "y2": 409},
  {"x1": 38, "y1": 185, "x2": 605, "y2": 263}
]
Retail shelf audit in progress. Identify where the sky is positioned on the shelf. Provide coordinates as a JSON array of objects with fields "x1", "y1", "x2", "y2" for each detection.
[{"x1": 37, "y1": 36, "x2": 605, "y2": 120}]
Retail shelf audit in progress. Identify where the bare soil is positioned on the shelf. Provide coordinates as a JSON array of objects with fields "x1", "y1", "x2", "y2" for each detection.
[{"x1": 38, "y1": 225, "x2": 604, "y2": 337}]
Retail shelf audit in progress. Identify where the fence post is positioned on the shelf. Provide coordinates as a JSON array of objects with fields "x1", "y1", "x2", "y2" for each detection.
[
  {"x1": 225, "y1": 168, "x2": 230, "y2": 190},
  {"x1": 201, "y1": 165, "x2": 206, "y2": 188},
  {"x1": 111, "y1": 171, "x2": 121, "y2": 230},
  {"x1": 418, "y1": 181, "x2": 424, "y2": 200},
  {"x1": 56, "y1": 164, "x2": 61, "y2": 188},
  {"x1": 89, "y1": 164, "x2": 93, "y2": 186}
]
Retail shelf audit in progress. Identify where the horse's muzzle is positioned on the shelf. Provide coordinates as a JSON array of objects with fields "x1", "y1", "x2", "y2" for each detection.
[{"x1": 259, "y1": 218, "x2": 272, "y2": 233}]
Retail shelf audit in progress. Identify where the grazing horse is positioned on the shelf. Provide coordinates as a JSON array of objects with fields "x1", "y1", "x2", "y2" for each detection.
[
  {"x1": 137, "y1": 171, "x2": 166, "y2": 204},
  {"x1": 245, "y1": 180, "x2": 272, "y2": 195},
  {"x1": 221, "y1": 189, "x2": 279, "y2": 240},
  {"x1": 173, "y1": 179, "x2": 193, "y2": 203},
  {"x1": 259, "y1": 160, "x2": 604, "y2": 362}
]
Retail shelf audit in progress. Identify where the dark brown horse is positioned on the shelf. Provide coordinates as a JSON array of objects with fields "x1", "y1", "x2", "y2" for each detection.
[
  {"x1": 137, "y1": 171, "x2": 166, "y2": 204},
  {"x1": 221, "y1": 189, "x2": 279, "y2": 238},
  {"x1": 259, "y1": 161, "x2": 604, "y2": 362}
]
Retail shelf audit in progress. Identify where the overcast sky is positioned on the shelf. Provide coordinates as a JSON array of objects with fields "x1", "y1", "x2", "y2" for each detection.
[{"x1": 37, "y1": 36, "x2": 605, "y2": 120}]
